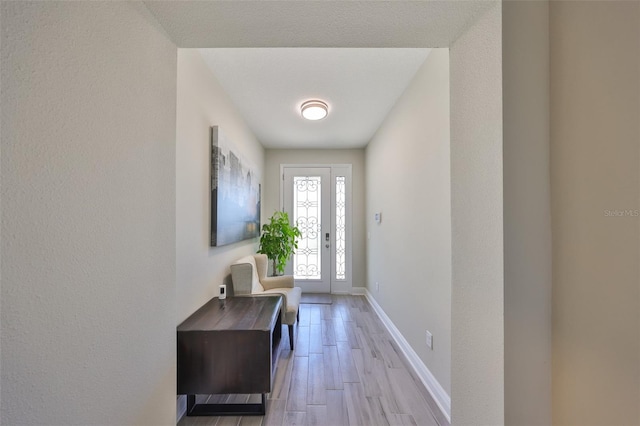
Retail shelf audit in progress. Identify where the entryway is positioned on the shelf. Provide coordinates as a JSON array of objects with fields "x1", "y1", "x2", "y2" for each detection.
[{"x1": 282, "y1": 165, "x2": 352, "y2": 294}]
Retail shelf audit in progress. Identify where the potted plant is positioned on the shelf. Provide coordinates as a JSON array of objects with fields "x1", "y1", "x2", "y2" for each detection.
[{"x1": 258, "y1": 211, "x2": 302, "y2": 276}]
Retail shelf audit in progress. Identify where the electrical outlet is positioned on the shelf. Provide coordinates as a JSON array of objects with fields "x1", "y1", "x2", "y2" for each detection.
[{"x1": 426, "y1": 331, "x2": 433, "y2": 349}]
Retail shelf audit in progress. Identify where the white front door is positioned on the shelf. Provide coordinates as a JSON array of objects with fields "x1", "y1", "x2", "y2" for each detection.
[
  {"x1": 282, "y1": 165, "x2": 352, "y2": 294},
  {"x1": 283, "y1": 167, "x2": 331, "y2": 293}
]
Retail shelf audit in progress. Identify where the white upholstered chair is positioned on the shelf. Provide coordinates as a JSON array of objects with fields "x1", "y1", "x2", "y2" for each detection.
[{"x1": 230, "y1": 254, "x2": 301, "y2": 350}]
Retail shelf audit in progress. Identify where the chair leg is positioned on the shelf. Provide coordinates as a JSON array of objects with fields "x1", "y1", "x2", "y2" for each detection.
[{"x1": 288, "y1": 324, "x2": 294, "y2": 350}]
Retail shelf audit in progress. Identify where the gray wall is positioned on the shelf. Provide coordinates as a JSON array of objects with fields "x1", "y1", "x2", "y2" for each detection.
[
  {"x1": 176, "y1": 49, "x2": 264, "y2": 324},
  {"x1": 264, "y1": 149, "x2": 366, "y2": 289},
  {"x1": 366, "y1": 49, "x2": 451, "y2": 398},
  {"x1": 450, "y1": 3, "x2": 505, "y2": 424},
  {"x1": 1, "y1": 3, "x2": 177, "y2": 424},
  {"x1": 551, "y1": 2, "x2": 640, "y2": 424},
  {"x1": 503, "y1": 1, "x2": 552, "y2": 424}
]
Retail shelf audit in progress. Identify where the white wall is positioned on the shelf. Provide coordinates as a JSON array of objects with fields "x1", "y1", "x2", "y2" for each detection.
[
  {"x1": 365, "y1": 49, "x2": 451, "y2": 399},
  {"x1": 502, "y1": 1, "x2": 551, "y2": 424},
  {"x1": 449, "y1": 3, "x2": 504, "y2": 424},
  {"x1": 1, "y1": 3, "x2": 177, "y2": 425},
  {"x1": 176, "y1": 49, "x2": 264, "y2": 323},
  {"x1": 550, "y1": 2, "x2": 640, "y2": 424},
  {"x1": 264, "y1": 149, "x2": 365, "y2": 289}
]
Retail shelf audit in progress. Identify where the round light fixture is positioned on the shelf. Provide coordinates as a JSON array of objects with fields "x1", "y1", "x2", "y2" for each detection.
[{"x1": 301, "y1": 100, "x2": 328, "y2": 121}]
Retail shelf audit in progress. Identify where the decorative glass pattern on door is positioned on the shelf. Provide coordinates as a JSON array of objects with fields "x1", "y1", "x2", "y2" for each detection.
[
  {"x1": 293, "y1": 176, "x2": 322, "y2": 279},
  {"x1": 335, "y1": 176, "x2": 346, "y2": 280}
]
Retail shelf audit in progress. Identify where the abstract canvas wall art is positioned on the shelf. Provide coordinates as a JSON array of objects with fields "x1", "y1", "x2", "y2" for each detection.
[{"x1": 210, "y1": 126, "x2": 261, "y2": 246}]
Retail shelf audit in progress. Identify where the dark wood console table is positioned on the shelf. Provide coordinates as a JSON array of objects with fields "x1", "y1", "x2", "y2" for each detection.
[{"x1": 177, "y1": 295, "x2": 282, "y2": 416}]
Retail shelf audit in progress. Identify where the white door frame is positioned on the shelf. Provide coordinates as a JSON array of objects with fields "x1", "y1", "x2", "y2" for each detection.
[{"x1": 280, "y1": 164, "x2": 353, "y2": 294}]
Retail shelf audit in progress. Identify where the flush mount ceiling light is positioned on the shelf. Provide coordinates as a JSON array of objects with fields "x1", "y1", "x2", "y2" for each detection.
[{"x1": 301, "y1": 100, "x2": 328, "y2": 121}]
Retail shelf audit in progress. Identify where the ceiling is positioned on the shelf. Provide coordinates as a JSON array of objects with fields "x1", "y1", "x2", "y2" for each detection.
[
  {"x1": 198, "y1": 48, "x2": 431, "y2": 149},
  {"x1": 144, "y1": 1, "x2": 494, "y2": 149}
]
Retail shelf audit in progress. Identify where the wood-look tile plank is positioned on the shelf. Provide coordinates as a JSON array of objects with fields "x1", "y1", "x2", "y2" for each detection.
[
  {"x1": 216, "y1": 414, "x2": 241, "y2": 426},
  {"x1": 337, "y1": 340, "x2": 360, "y2": 383},
  {"x1": 376, "y1": 374, "x2": 402, "y2": 415},
  {"x1": 326, "y1": 390, "x2": 349, "y2": 426},
  {"x1": 239, "y1": 414, "x2": 263, "y2": 426},
  {"x1": 286, "y1": 356, "x2": 309, "y2": 412},
  {"x1": 353, "y1": 311, "x2": 368, "y2": 331},
  {"x1": 295, "y1": 326, "x2": 310, "y2": 357},
  {"x1": 305, "y1": 405, "x2": 328, "y2": 426},
  {"x1": 307, "y1": 353, "x2": 326, "y2": 405},
  {"x1": 397, "y1": 355, "x2": 450, "y2": 426},
  {"x1": 366, "y1": 396, "x2": 391, "y2": 426},
  {"x1": 309, "y1": 306, "x2": 321, "y2": 325},
  {"x1": 212, "y1": 394, "x2": 231, "y2": 403},
  {"x1": 385, "y1": 413, "x2": 418, "y2": 426},
  {"x1": 321, "y1": 319, "x2": 336, "y2": 346},
  {"x1": 344, "y1": 321, "x2": 361, "y2": 349},
  {"x1": 309, "y1": 324, "x2": 323, "y2": 354},
  {"x1": 372, "y1": 334, "x2": 404, "y2": 369},
  {"x1": 226, "y1": 394, "x2": 250, "y2": 403},
  {"x1": 178, "y1": 413, "x2": 218, "y2": 426},
  {"x1": 321, "y1": 305, "x2": 333, "y2": 319},
  {"x1": 330, "y1": 302, "x2": 343, "y2": 319},
  {"x1": 333, "y1": 318, "x2": 349, "y2": 342},
  {"x1": 355, "y1": 327, "x2": 383, "y2": 362},
  {"x1": 247, "y1": 394, "x2": 262, "y2": 403},
  {"x1": 283, "y1": 412, "x2": 306, "y2": 426},
  {"x1": 337, "y1": 304, "x2": 354, "y2": 322},
  {"x1": 351, "y1": 348, "x2": 383, "y2": 397},
  {"x1": 270, "y1": 348, "x2": 294, "y2": 400},
  {"x1": 263, "y1": 398, "x2": 286, "y2": 426},
  {"x1": 386, "y1": 368, "x2": 439, "y2": 426},
  {"x1": 347, "y1": 296, "x2": 361, "y2": 308},
  {"x1": 344, "y1": 382, "x2": 374, "y2": 426},
  {"x1": 298, "y1": 304, "x2": 311, "y2": 326},
  {"x1": 323, "y1": 345, "x2": 344, "y2": 390}
]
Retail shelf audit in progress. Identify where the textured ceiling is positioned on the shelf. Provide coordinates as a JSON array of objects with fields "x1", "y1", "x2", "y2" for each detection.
[
  {"x1": 145, "y1": 1, "x2": 493, "y2": 148},
  {"x1": 144, "y1": 1, "x2": 492, "y2": 48},
  {"x1": 198, "y1": 48, "x2": 431, "y2": 148}
]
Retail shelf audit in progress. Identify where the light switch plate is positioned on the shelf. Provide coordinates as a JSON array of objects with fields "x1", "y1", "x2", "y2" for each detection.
[{"x1": 426, "y1": 331, "x2": 433, "y2": 349}]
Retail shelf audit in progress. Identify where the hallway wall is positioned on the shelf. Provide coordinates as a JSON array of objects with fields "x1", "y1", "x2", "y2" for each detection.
[
  {"x1": 550, "y1": 2, "x2": 640, "y2": 424},
  {"x1": 366, "y1": 48, "x2": 452, "y2": 400},
  {"x1": 449, "y1": 4, "x2": 504, "y2": 423},
  {"x1": 176, "y1": 49, "x2": 264, "y2": 324},
  {"x1": 1, "y1": 3, "x2": 177, "y2": 424},
  {"x1": 503, "y1": 1, "x2": 552, "y2": 424}
]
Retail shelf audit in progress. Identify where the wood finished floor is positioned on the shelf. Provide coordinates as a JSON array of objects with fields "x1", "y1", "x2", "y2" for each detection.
[{"x1": 178, "y1": 295, "x2": 449, "y2": 426}]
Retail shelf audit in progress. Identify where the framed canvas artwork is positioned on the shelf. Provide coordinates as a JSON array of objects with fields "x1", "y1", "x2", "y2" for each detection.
[{"x1": 210, "y1": 126, "x2": 261, "y2": 246}]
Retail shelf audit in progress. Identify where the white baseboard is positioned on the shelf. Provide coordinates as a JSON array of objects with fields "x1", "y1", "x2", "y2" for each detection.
[
  {"x1": 351, "y1": 286, "x2": 366, "y2": 295},
  {"x1": 364, "y1": 289, "x2": 451, "y2": 422},
  {"x1": 177, "y1": 395, "x2": 186, "y2": 423}
]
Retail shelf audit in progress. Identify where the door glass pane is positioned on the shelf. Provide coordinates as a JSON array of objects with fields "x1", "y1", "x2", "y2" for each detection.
[
  {"x1": 336, "y1": 176, "x2": 346, "y2": 280},
  {"x1": 293, "y1": 176, "x2": 321, "y2": 280}
]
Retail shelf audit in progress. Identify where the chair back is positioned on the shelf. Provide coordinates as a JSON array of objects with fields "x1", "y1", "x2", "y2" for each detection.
[{"x1": 230, "y1": 255, "x2": 265, "y2": 295}]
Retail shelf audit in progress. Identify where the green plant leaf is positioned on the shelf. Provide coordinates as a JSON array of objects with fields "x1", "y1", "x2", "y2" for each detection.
[{"x1": 257, "y1": 211, "x2": 302, "y2": 275}]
